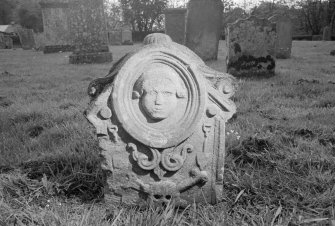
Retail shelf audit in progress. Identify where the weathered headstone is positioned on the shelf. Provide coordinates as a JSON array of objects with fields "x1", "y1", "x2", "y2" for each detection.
[
  {"x1": 269, "y1": 14, "x2": 292, "y2": 59},
  {"x1": 121, "y1": 24, "x2": 133, "y2": 45},
  {"x1": 85, "y1": 33, "x2": 236, "y2": 207},
  {"x1": 0, "y1": 33, "x2": 13, "y2": 49},
  {"x1": 69, "y1": 0, "x2": 112, "y2": 64},
  {"x1": 108, "y1": 30, "x2": 122, "y2": 45},
  {"x1": 164, "y1": 8, "x2": 187, "y2": 44},
  {"x1": 323, "y1": 26, "x2": 331, "y2": 41},
  {"x1": 17, "y1": 28, "x2": 36, "y2": 50},
  {"x1": 226, "y1": 16, "x2": 277, "y2": 77},
  {"x1": 185, "y1": 0, "x2": 223, "y2": 61},
  {"x1": 40, "y1": 0, "x2": 73, "y2": 53}
]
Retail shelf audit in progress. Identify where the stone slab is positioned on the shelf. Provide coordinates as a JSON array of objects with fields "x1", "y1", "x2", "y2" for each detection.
[
  {"x1": 17, "y1": 28, "x2": 36, "y2": 50},
  {"x1": 269, "y1": 14, "x2": 292, "y2": 59},
  {"x1": 164, "y1": 8, "x2": 187, "y2": 44},
  {"x1": 69, "y1": 52, "x2": 112, "y2": 64},
  {"x1": 185, "y1": 0, "x2": 223, "y2": 61},
  {"x1": 226, "y1": 16, "x2": 276, "y2": 77}
]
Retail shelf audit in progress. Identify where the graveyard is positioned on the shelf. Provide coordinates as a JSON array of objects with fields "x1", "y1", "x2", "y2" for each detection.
[{"x1": 1, "y1": 39, "x2": 335, "y2": 225}]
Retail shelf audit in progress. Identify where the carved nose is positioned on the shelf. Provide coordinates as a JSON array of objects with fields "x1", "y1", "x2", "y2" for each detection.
[{"x1": 155, "y1": 93, "x2": 163, "y2": 105}]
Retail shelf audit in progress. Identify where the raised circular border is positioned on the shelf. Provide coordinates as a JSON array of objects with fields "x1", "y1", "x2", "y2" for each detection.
[{"x1": 112, "y1": 45, "x2": 207, "y2": 148}]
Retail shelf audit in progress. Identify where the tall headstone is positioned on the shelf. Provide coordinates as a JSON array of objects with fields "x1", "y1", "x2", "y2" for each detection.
[
  {"x1": 164, "y1": 8, "x2": 187, "y2": 44},
  {"x1": 269, "y1": 14, "x2": 292, "y2": 59},
  {"x1": 121, "y1": 24, "x2": 133, "y2": 45},
  {"x1": 323, "y1": 26, "x2": 331, "y2": 41},
  {"x1": 185, "y1": 0, "x2": 223, "y2": 61},
  {"x1": 40, "y1": 0, "x2": 73, "y2": 53},
  {"x1": 85, "y1": 33, "x2": 236, "y2": 207},
  {"x1": 108, "y1": 30, "x2": 122, "y2": 45},
  {"x1": 17, "y1": 28, "x2": 36, "y2": 50},
  {"x1": 69, "y1": 0, "x2": 112, "y2": 64},
  {"x1": 226, "y1": 16, "x2": 277, "y2": 77}
]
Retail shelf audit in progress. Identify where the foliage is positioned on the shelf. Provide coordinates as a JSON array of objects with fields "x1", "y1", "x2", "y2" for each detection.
[
  {"x1": 17, "y1": 0, "x2": 43, "y2": 32},
  {"x1": 0, "y1": 0, "x2": 15, "y2": 25},
  {"x1": 104, "y1": 1, "x2": 123, "y2": 30},
  {"x1": 120, "y1": 0, "x2": 168, "y2": 32}
]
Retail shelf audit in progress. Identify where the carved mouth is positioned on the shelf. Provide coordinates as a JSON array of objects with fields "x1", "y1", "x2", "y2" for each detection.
[{"x1": 97, "y1": 133, "x2": 108, "y2": 138}]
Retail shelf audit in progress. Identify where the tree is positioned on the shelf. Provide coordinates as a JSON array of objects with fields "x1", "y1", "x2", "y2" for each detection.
[
  {"x1": 120, "y1": 0, "x2": 168, "y2": 32},
  {"x1": 0, "y1": 0, "x2": 15, "y2": 25}
]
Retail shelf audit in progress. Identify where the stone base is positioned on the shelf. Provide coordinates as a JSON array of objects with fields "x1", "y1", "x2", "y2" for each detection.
[
  {"x1": 69, "y1": 52, "x2": 113, "y2": 64},
  {"x1": 43, "y1": 45, "x2": 74, "y2": 54}
]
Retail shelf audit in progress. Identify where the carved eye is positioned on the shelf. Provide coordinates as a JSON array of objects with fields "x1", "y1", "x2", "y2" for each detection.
[{"x1": 162, "y1": 91, "x2": 173, "y2": 96}]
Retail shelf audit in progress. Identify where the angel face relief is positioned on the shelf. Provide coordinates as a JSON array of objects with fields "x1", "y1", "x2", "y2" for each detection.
[{"x1": 134, "y1": 64, "x2": 186, "y2": 121}]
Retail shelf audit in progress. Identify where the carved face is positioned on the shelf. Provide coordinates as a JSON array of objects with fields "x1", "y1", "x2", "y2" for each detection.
[
  {"x1": 142, "y1": 78, "x2": 178, "y2": 120},
  {"x1": 134, "y1": 65, "x2": 186, "y2": 121}
]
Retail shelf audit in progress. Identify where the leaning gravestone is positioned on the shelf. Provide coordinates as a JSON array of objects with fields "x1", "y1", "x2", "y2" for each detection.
[
  {"x1": 40, "y1": 0, "x2": 73, "y2": 53},
  {"x1": 226, "y1": 16, "x2": 276, "y2": 77},
  {"x1": 185, "y1": 0, "x2": 223, "y2": 61},
  {"x1": 323, "y1": 26, "x2": 331, "y2": 41},
  {"x1": 164, "y1": 8, "x2": 187, "y2": 44},
  {"x1": 85, "y1": 33, "x2": 236, "y2": 206},
  {"x1": 17, "y1": 28, "x2": 36, "y2": 50},
  {"x1": 269, "y1": 14, "x2": 292, "y2": 59},
  {"x1": 121, "y1": 24, "x2": 133, "y2": 45},
  {"x1": 69, "y1": 0, "x2": 112, "y2": 64}
]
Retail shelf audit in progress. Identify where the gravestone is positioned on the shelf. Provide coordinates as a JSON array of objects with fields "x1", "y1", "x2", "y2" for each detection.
[
  {"x1": 226, "y1": 16, "x2": 276, "y2": 77},
  {"x1": 121, "y1": 24, "x2": 133, "y2": 45},
  {"x1": 108, "y1": 30, "x2": 122, "y2": 45},
  {"x1": 185, "y1": 0, "x2": 223, "y2": 61},
  {"x1": 164, "y1": 8, "x2": 187, "y2": 44},
  {"x1": 323, "y1": 26, "x2": 331, "y2": 41},
  {"x1": 269, "y1": 14, "x2": 292, "y2": 59},
  {"x1": 40, "y1": 0, "x2": 73, "y2": 53},
  {"x1": 85, "y1": 33, "x2": 236, "y2": 207},
  {"x1": 17, "y1": 28, "x2": 36, "y2": 50},
  {"x1": 69, "y1": 0, "x2": 112, "y2": 64},
  {"x1": 0, "y1": 34, "x2": 13, "y2": 49}
]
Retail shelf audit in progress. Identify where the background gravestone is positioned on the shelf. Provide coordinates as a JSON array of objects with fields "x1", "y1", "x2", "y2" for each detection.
[
  {"x1": 121, "y1": 24, "x2": 133, "y2": 45},
  {"x1": 323, "y1": 26, "x2": 331, "y2": 41},
  {"x1": 185, "y1": 0, "x2": 223, "y2": 61},
  {"x1": 40, "y1": 0, "x2": 73, "y2": 53},
  {"x1": 164, "y1": 8, "x2": 187, "y2": 44},
  {"x1": 269, "y1": 14, "x2": 292, "y2": 59},
  {"x1": 226, "y1": 16, "x2": 276, "y2": 77},
  {"x1": 17, "y1": 28, "x2": 36, "y2": 50},
  {"x1": 108, "y1": 30, "x2": 122, "y2": 45},
  {"x1": 69, "y1": 0, "x2": 112, "y2": 64}
]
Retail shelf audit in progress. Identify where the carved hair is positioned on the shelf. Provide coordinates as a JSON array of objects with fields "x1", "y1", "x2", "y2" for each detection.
[{"x1": 133, "y1": 64, "x2": 187, "y2": 99}]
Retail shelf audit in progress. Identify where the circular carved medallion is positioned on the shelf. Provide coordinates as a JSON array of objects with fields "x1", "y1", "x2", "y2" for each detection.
[{"x1": 112, "y1": 45, "x2": 206, "y2": 148}]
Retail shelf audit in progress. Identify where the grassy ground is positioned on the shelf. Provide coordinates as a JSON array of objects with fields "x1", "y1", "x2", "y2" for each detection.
[{"x1": 0, "y1": 41, "x2": 335, "y2": 225}]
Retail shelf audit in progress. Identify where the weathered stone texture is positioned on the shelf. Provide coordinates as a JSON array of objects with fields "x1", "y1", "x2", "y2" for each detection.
[
  {"x1": 85, "y1": 33, "x2": 236, "y2": 207},
  {"x1": 185, "y1": 0, "x2": 223, "y2": 61},
  {"x1": 164, "y1": 8, "x2": 187, "y2": 44},
  {"x1": 17, "y1": 28, "x2": 36, "y2": 50},
  {"x1": 40, "y1": 0, "x2": 72, "y2": 49},
  {"x1": 69, "y1": 0, "x2": 112, "y2": 64},
  {"x1": 0, "y1": 34, "x2": 13, "y2": 49},
  {"x1": 269, "y1": 14, "x2": 292, "y2": 59},
  {"x1": 323, "y1": 26, "x2": 331, "y2": 41},
  {"x1": 226, "y1": 16, "x2": 276, "y2": 77}
]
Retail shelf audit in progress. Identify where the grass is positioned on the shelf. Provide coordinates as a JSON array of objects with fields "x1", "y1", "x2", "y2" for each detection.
[{"x1": 0, "y1": 40, "x2": 335, "y2": 225}]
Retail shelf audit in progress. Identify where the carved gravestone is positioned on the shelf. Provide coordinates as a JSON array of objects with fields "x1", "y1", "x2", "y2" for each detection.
[
  {"x1": 323, "y1": 26, "x2": 331, "y2": 41},
  {"x1": 226, "y1": 16, "x2": 276, "y2": 77},
  {"x1": 85, "y1": 33, "x2": 236, "y2": 206},
  {"x1": 69, "y1": 0, "x2": 112, "y2": 64},
  {"x1": 269, "y1": 14, "x2": 292, "y2": 59},
  {"x1": 185, "y1": 0, "x2": 223, "y2": 61},
  {"x1": 17, "y1": 28, "x2": 36, "y2": 50},
  {"x1": 40, "y1": 0, "x2": 73, "y2": 53},
  {"x1": 164, "y1": 8, "x2": 187, "y2": 44}
]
